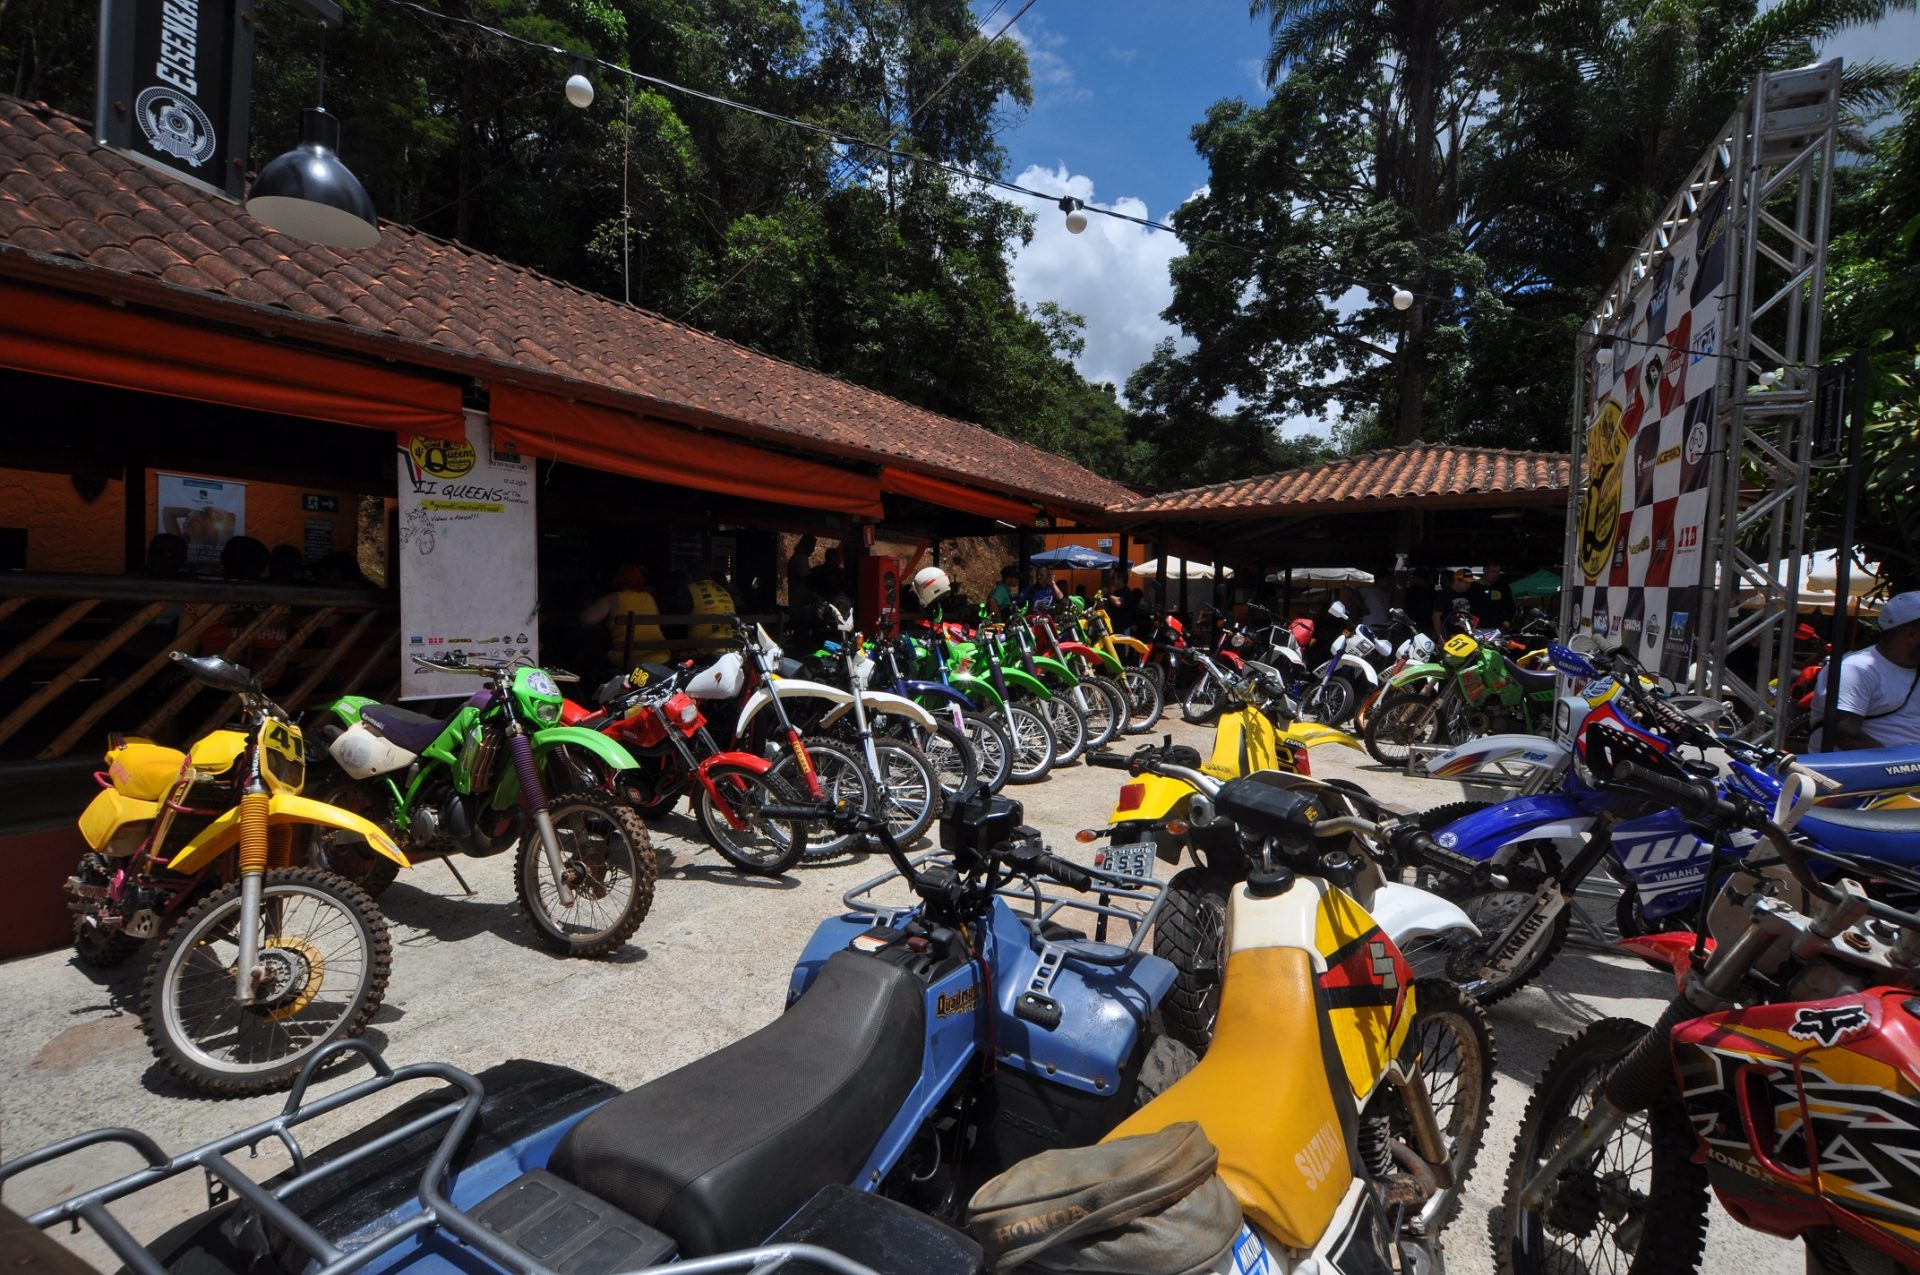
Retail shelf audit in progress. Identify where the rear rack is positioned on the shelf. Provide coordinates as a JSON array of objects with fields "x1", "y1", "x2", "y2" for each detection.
[
  {"x1": 841, "y1": 850, "x2": 1170, "y2": 957},
  {"x1": 0, "y1": 1039, "x2": 881, "y2": 1275}
]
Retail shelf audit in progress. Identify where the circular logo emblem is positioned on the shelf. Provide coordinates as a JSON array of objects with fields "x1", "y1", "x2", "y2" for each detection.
[
  {"x1": 408, "y1": 437, "x2": 476, "y2": 479},
  {"x1": 1684, "y1": 419, "x2": 1709, "y2": 465},
  {"x1": 134, "y1": 87, "x2": 216, "y2": 167}
]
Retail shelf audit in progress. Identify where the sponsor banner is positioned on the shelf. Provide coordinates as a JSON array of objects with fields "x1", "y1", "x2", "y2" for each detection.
[
  {"x1": 1573, "y1": 185, "x2": 1731, "y2": 681},
  {"x1": 398, "y1": 411, "x2": 539, "y2": 700},
  {"x1": 97, "y1": 0, "x2": 257, "y2": 200}
]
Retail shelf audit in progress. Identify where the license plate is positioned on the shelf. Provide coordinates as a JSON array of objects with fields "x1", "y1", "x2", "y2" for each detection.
[{"x1": 1102, "y1": 842, "x2": 1155, "y2": 880}]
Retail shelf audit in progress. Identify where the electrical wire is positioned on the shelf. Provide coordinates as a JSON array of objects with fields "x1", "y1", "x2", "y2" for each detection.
[{"x1": 369, "y1": 0, "x2": 1761, "y2": 368}]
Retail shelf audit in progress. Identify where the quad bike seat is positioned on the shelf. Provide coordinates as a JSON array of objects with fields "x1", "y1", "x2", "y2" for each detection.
[
  {"x1": 361, "y1": 704, "x2": 449, "y2": 756},
  {"x1": 550, "y1": 951, "x2": 925, "y2": 1257},
  {"x1": 1501, "y1": 656, "x2": 1558, "y2": 694}
]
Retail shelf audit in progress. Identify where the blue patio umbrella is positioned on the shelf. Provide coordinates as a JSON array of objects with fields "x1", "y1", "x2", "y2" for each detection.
[{"x1": 1030, "y1": 544, "x2": 1121, "y2": 570}]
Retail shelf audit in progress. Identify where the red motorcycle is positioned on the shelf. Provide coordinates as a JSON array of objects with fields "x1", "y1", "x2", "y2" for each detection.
[
  {"x1": 1496, "y1": 731, "x2": 1920, "y2": 1275},
  {"x1": 561, "y1": 669, "x2": 807, "y2": 876}
]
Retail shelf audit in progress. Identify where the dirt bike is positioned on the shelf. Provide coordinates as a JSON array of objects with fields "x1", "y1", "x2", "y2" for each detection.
[
  {"x1": 998, "y1": 605, "x2": 1112, "y2": 759},
  {"x1": 67, "y1": 651, "x2": 402, "y2": 1094},
  {"x1": 1364, "y1": 629, "x2": 1560, "y2": 767},
  {"x1": 863, "y1": 632, "x2": 1014, "y2": 797},
  {"x1": 309, "y1": 652, "x2": 655, "y2": 957},
  {"x1": 1029, "y1": 604, "x2": 1133, "y2": 746},
  {"x1": 935, "y1": 612, "x2": 1063, "y2": 780},
  {"x1": 560, "y1": 666, "x2": 809, "y2": 875},
  {"x1": 1495, "y1": 733, "x2": 1920, "y2": 1275},
  {"x1": 1082, "y1": 600, "x2": 1165, "y2": 732}
]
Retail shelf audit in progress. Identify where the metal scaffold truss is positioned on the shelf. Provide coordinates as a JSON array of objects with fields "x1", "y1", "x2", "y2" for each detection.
[{"x1": 1704, "y1": 61, "x2": 1840, "y2": 738}]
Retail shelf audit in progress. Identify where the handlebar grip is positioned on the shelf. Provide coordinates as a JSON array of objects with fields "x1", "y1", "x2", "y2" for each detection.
[
  {"x1": 1086, "y1": 750, "x2": 1131, "y2": 769},
  {"x1": 1614, "y1": 762, "x2": 1737, "y2": 823},
  {"x1": 1038, "y1": 853, "x2": 1095, "y2": 892}
]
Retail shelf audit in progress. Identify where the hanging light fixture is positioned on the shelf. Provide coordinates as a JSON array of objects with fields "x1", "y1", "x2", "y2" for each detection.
[
  {"x1": 246, "y1": 20, "x2": 379, "y2": 249},
  {"x1": 1391, "y1": 286, "x2": 1413, "y2": 311},
  {"x1": 1059, "y1": 196, "x2": 1088, "y2": 234},
  {"x1": 565, "y1": 57, "x2": 596, "y2": 109}
]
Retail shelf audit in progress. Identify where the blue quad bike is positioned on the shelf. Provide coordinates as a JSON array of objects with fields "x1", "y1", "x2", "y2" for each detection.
[
  {"x1": 1408, "y1": 643, "x2": 1920, "y2": 1005},
  {"x1": 2, "y1": 792, "x2": 1187, "y2": 1275}
]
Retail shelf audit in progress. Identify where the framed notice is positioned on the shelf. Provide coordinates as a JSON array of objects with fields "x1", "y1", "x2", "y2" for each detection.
[
  {"x1": 397, "y1": 412, "x2": 539, "y2": 700},
  {"x1": 157, "y1": 471, "x2": 246, "y2": 569}
]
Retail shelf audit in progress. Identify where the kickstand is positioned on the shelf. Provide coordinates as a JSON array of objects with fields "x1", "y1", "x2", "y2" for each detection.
[{"x1": 441, "y1": 856, "x2": 478, "y2": 897}]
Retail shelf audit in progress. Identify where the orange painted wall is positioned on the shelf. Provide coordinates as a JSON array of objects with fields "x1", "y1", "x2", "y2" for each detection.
[{"x1": 0, "y1": 466, "x2": 357, "y2": 574}]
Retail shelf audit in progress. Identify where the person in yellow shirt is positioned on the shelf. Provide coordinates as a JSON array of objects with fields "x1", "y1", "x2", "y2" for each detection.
[
  {"x1": 579, "y1": 565, "x2": 669, "y2": 668},
  {"x1": 687, "y1": 563, "x2": 738, "y2": 644}
]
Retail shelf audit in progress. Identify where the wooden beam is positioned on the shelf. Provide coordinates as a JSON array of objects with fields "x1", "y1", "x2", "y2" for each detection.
[
  {"x1": 0, "y1": 599, "x2": 98, "y2": 684},
  {"x1": 41, "y1": 605, "x2": 231, "y2": 757},
  {"x1": 136, "y1": 606, "x2": 288, "y2": 738},
  {"x1": 280, "y1": 610, "x2": 380, "y2": 713},
  {"x1": 0, "y1": 602, "x2": 166, "y2": 749}
]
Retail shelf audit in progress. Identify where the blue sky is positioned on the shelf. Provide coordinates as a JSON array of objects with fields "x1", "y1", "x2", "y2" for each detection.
[{"x1": 987, "y1": 2, "x2": 1920, "y2": 422}]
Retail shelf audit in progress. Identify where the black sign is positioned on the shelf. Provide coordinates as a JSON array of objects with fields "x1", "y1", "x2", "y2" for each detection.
[
  {"x1": 302, "y1": 493, "x2": 339, "y2": 513},
  {"x1": 97, "y1": 0, "x2": 256, "y2": 200},
  {"x1": 1813, "y1": 363, "x2": 1850, "y2": 461}
]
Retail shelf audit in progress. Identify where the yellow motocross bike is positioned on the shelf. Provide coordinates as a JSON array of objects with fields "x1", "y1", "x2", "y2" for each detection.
[
  {"x1": 1083, "y1": 656, "x2": 1360, "y2": 1046},
  {"x1": 68, "y1": 652, "x2": 405, "y2": 1095}
]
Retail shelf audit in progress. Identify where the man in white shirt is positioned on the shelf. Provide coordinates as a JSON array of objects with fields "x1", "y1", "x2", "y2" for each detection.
[{"x1": 1813, "y1": 591, "x2": 1920, "y2": 750}]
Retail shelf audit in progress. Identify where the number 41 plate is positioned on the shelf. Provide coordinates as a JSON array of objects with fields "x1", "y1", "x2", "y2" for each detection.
[{"x1": 1102, "y1": 841, "x2": 1156, "y2": 879}]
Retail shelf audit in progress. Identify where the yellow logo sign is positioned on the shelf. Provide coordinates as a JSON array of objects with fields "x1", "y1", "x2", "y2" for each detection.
[
  {"x1": 1577, "y1": 401, "x2": 1627, "y2": 580},
  {"x1": 408, "y1": 436, "x2": 476, "y2": 480},
  {"x1": 1656, "y1": 444, "x2": 1681, "y2": 465},
  {"x1": 936, "y1": 984, "x2": 980, "y2": 1017}
]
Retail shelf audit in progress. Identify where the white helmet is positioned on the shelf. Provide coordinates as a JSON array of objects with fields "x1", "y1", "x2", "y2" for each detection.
[{"x1": 911, "y1": 566, "x2": 952, "y2": 607}]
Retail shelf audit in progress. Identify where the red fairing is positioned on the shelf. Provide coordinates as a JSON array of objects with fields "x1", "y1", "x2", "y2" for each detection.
[
  {"x1": 558, "y1": 698, "x2": 594, "y2": 728},
  {"x1": 1670, "y1": 989, "x2": 1920, "y2": 1267},
  {"x1": 1615, "y1": 932, "x2": 1712, "y2": 993}
]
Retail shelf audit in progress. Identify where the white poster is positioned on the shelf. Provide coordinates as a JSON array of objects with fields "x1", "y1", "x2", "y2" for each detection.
[
  {"x1": 157, "y1": 472, "x2": 247, "y2": 569},
  {"x1": 398, "y1": 411, "x2": 539, "y2": 700}
]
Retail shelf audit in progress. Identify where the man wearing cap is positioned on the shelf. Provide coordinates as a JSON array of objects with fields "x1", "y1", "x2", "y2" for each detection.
[
  {"x1": 1435, "y1": 569, "x2": 1477, "y2": 638},
  {"x1": 1814, "y1": 591, "x2": 1920, "y2": 750}
]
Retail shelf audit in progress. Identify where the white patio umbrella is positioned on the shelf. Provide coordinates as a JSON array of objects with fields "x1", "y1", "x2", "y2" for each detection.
[
  {"x1": 1131, "y1": 556, "x2": 1230, "y2": 580},
  {"x1": 1264, "y1": 566, "x2": 1375, "y2": 585}
]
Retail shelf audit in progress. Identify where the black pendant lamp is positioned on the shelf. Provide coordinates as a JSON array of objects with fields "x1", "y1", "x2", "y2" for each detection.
[{"x1": 246, "y1": 23, "x2": 378, "y2": 248}]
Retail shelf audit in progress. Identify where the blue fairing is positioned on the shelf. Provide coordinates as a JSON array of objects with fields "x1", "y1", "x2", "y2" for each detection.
[
  {"x1": 1609, "y1": 806, "x2": 1763, "y2": 922},
  {"x1": 1428, "y1": 793, "x2": 1598, "y2": 862},
  {"x1": 896, "y1": 679, "x2": 977, "y2": 711}
]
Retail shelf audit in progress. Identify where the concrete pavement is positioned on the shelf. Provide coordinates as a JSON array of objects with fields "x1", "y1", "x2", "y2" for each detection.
[{"x1": 0, "y1": 717, "x2": 1800, "y2": 1273}]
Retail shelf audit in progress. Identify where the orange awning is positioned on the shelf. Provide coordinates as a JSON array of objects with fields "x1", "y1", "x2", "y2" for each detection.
[
  {"x1": 489, "y1": 387, "x2": 885, "y2": 517},
  {"x1": 0, "y1": 282, "x2": 464, "y2": 437},
  {"x1": 881, "y1": 467, "x2": 1040, "y2": 525}
]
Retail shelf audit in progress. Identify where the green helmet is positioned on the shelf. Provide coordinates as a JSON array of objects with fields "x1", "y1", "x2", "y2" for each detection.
[{"x1": 1067, "y1": 595, "x2": 1088, "y2": 615}]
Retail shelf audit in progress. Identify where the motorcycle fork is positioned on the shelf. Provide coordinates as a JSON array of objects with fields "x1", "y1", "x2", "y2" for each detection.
[
  {"x1": 233, "y1": 781, "x2": 271, "y2": 1005},
  {"x1": 1384, "y1": 1060, "x2": 1453, "y2": 1191},
  {"x1": 511, "y1": 727, "x2": 576, "y2": 907}
]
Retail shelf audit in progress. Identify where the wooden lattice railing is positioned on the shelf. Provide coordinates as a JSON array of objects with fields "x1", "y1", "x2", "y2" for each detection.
[{"x1": 0, "y1": 574, "x2": 401, "y2": 762}]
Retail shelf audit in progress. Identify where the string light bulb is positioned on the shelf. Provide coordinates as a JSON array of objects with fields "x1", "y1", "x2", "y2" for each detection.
[
  {"x1": 1391, "y1": 287, "x2": 1413, "y2": 311},
  {"x1": 1059, "y1": 196, "x2": 1088, "y2": 234},
  {"x1": 565, "y1": 58, "x2": 595, "y2": 109},
  {"x1": 1759, "y1": 369, "x2": 1781, "y2": 388}
]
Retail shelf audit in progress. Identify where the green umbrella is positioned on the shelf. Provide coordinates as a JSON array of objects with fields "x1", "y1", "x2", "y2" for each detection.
[{"x1": 1509, "y1": 568, "x2": 1562, "y2": 598}]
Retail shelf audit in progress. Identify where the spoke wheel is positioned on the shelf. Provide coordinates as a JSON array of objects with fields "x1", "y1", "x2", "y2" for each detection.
[
  {"x1": 958, "y1": 711, "x2": 1013, "y2": 794},
  {"x1": 851, "y1": 740, "x2": 938, "y2": 852},
  {"x1": 1039, "y1": 693, "x2": 1088, "y2": 765},
  {"x1": 1435, "y1": 844, "x2": 1571, "y2": 1005},
  {"x1": 515, "y1": 791, "x2": 655, "y2": 957},
  {"x1": 916, "y1": 718, "x2": 980, "y2": 802},
  {"x1": 1119, "y1": 667, "x2": 1165, "y2": 733},
  {"x1": 1180, "y1": 676, "x2": 1222, "y2": 724},
  {"x1": 695, "y1": 763, "x2": 804, "y2": 875},
  {"x1": 766, "y1": 736, "x2": 875, "y2": 858},
  {"x1": 304, "y1": 775, "x2": 400, "y2": 897},
  {"x1": 1365, "y1": 689, "x2": 1441, "y2": 766},
  {"x1": 141, "y1": 867, "x2": 389, "y2": 1095},
  {"x1": 1496, "y1": 1018, "x2": 1706, "y2": 1275},
  {"x1": 1371, "y1": 980, "x2": 1495, "y2": 1235},
  {"x1": 999, "y1": 706, "x2": 1057, "y2": 784}
]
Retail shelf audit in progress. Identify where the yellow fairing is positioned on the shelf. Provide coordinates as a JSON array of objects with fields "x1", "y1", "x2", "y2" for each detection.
[
  {"x1": 1107, "y1": 635, "x2": 1150, "y2": 656},
  {"x1": 1106, "y1": 773, "x2": 1194, "y2": 823},
  {"x1": 106, "y1": 739, "x2": 188, "y2": 801},
  {"x1": 1315, "y1": 887, "x2": 1417, "y2": 1102},
  {"x1": 1283, "y1": 722, "x2": 1362, "y2": 753},
  {"x1": 1106, "y1": 947, "x2": 1350, "y2": 1248},
  {"x1": 165, "y1": 793, "x2": 407, "y2": 876},
  {"x1": 1443, "y1": 634, "x2": 1479, "y2": 661},
  {"x1": 79, "y1": 788, "x2": 161, "y2": 851},
  {"x1": 1205, "y1": 710, "x2": 1278, "y2": 779},
  {"x1": 188, "y1": 730, "x2": 249, "y2": 775}
]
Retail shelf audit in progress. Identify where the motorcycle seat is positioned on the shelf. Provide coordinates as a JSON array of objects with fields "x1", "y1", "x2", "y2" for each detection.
[
  {"x1": 550, "y1": 951, "x2": 925, "y2": 1257},
  {"x1": 1792, "y1": 804, "x2": 1920, "y2": 865},
  {"x1": 1502, "y1": 656, "x2": 1558, "y2": 694},
  {"x1": 361, "y1": 704, "x2": 449, "y2": 756},
  {"x1": 1797, "y1": 745, "x2": 1920, "y2": 796}
]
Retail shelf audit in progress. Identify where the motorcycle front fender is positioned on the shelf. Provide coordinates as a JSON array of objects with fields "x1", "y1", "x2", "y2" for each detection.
[
  {"x1": 165, "y1": 793, "x2": 408, "y2": 876},
  {"x1": 1335, "y1": 654, "x2": 1379, "y2": 686},
  {"x1": 488, "y1": 726, "x2": 644, "y2": 808},
  {"x1": 895, "y1": 679, "x2": 977, "y2": 712},
  {"x1": 734, "y1": 679, "x2": 855, "y2": 740},
  {"x1": 1266, "y1": 646, "x2": 1306, "y2": 670},
  {"x1": 1282, "y1": 722, "x2": 1362, "y2": 752},
  {"x1": 948, "y1": 672, "x2": 1003, "y2": 711},
  {"x1": 1367, "y1": 881, "x2": 1480, "y2": 949},
  {"x1": 1429, "y1": 793, "x2": 1596, "y2": 863},
  {"x1": 1425, "y1": 734, "x2": 1571, "y2": 782},
  {"x1": 1387, "y1": 661, "x2": 1449, "y2": 688},
  {"x1": 1031, "y1": 655, "x2": 1079, "y2": 685},
  {"x1": 819, "y1": 691, "x2": 939, "y2": 731},
  {"x1": 1062, "y1": 641, "x2": 1123, "y2": 675},
  {"x1": 1108, "y1": 635, "x2": 1151, "y2": 658},
  {"x1": 1001, "y1": 667, "x2": 1051, "y2": 699}
]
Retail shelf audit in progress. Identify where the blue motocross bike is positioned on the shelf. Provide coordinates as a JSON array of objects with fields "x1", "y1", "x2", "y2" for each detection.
[
  {"x1": 3, "y1": 793, "x2": 1180, "y2": 1275},
  {"x1": 1412, "y1": 644, "x2": 1920, "y2": 1005}
]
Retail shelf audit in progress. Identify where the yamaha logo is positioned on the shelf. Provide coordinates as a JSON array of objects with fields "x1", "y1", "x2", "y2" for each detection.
[{"x1": 135, "y1": 86, "x2": 216, "y2": 166}]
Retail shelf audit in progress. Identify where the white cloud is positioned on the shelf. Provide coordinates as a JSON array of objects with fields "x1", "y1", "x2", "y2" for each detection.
[
  {"x1": 1107, "y1": 47, "x2": 1139, "y2": 63},
  {"x1": 1003, "y1": 20, "x2": 1091, "y2": 104},
  {"x1": 1000, "y1": 164, "x2": 1189, "y2": 394}
]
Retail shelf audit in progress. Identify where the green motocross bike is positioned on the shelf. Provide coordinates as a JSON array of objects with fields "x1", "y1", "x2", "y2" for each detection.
[{"x1": 306, "y1": 653, "x2": 656, "y2": 957}]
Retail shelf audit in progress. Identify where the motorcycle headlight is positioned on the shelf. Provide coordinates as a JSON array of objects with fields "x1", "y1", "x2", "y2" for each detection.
[
  {"x1": 1554, "y1": 700, "x2": 1571, "y2": 739},
  {"x1": 536, "y1": 700, "x2": 560, "y2": 724}
]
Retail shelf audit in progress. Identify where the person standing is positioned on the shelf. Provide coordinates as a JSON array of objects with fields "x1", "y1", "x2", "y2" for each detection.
[
  {"x1": 579, "y1": 565, "x2": 668, "y2": 670},
  {"x1": 1022, "y1": 565, "x2": 1066, "y2": 613},
  {"x1": 1435, "y1": 569, "x2": 1478, "y2": 636},
  {"x1": 990, "y1": 567, "x2": 1020, "y2": 618},
  {"x1": 1813, "y1": 591, "x2": 1920, "y2": 749},
  {"x1": 1473, "y1": 561, "x2": 1516, "y2": 633},
  {"x1": 688, "y1": 560, "x2": 738, "y2": 646}
]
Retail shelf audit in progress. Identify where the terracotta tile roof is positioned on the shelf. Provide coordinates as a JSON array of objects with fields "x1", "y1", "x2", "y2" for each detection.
[
  {"x1": 0, "y1": 97, "x2": 1137, "y2": 515},
  {"x1": 1116, "y1": 445, "x2": 1571, "y2": 518}
]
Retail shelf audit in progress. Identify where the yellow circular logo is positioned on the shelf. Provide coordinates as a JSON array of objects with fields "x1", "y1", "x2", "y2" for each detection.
[
  {"x1": 409, "y1": 436, "x2": 476, "y2": 479},
  {"x1": 1577, "y1": 401, "x2": 1626, "y2": 581}
]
